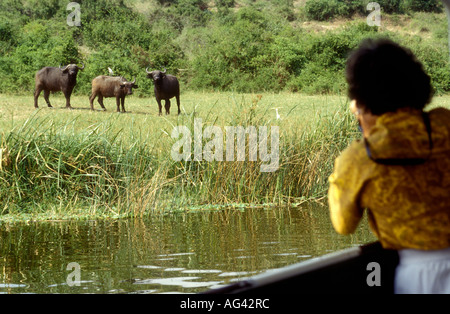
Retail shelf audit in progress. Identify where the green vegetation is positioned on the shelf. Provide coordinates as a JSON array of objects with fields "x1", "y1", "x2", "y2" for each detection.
[
  {"x1": 304, "y1": 0, "x2": 443, "y2": 21},
  {"x1": 0, "y1": 0, "x2": 449, "y2": 95},
  {"x1": 1, "y1": 1, "x2": 449, "y2": 219},
  {"x1": 2, "y1": 92, "x2": 449, "y2": 219},
  {"x1": 0, "y1": 92, "x2": 358, "y2": 218}
]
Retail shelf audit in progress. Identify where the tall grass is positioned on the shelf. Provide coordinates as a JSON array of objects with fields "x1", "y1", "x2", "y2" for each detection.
[
  {"x1": 0, "y1": 113, "x2": 157, "y2": 217},
  {"x1": 0, "y1": 95, "x2": 358, "y2": 218}
]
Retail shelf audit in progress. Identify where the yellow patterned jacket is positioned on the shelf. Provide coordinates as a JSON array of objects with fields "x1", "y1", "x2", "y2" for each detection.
[{"x1": 328, "y1": 107, "x2": 450, "y2": 250}]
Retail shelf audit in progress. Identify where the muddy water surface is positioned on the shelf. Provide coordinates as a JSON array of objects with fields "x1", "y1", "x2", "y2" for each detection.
[{"x1": 0, "y1": 203, "x2": 375, "y2": 294}]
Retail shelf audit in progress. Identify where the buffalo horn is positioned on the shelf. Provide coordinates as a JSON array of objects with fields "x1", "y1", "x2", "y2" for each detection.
[
  {"x1": 162, "y1": 67, "x2": 167, "y2": 74},
  {"x1": 77, "y1": 63, "x2": 85, "y2": 70},
  {"x1": 145, "y1": 67, "x2": 151, "y2": 74}
]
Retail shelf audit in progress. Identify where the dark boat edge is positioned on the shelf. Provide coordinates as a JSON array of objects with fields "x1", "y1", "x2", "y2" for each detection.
[{"x1": 202, "y1": 242, "x2": 399, "y2": 294}]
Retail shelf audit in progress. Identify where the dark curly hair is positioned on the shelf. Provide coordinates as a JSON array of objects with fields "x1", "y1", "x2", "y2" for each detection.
[{"x1": 346, "y1": 38, "x2": 433, "y2": 115}]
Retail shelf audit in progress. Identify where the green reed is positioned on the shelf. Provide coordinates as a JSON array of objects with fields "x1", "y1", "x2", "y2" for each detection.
[{"x1": 0, "y1": 95, "x2": 359, "y2": 219}]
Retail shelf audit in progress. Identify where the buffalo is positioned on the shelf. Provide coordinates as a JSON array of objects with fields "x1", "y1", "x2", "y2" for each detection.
[
  {"x1": 89, "y1": 75, "x2": 138, "y2": 112},
  {"x1": 34, "y1": 63, "x2": 84, "y2": 109},
  {"x1": 146, "y1": 67, "x2": 180, "y2": 115}
]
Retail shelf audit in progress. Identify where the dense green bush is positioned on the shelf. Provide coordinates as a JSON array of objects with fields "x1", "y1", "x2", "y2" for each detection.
[
  {"x1": 375, "y1": 0, "x2": 404, "y2": 14},
  {"x1": 304, "y1": 0, "x2": 443, "y2": 20},
  {"x1": 286, "y1": 22, "x2": 381, "y2": 93},
  {"x1": 304, "y1": 0, "x2": 367, "y2": 21},
  {"x1": 83, "y1": 17, "x2": 153, "y2": 49},
  {"x1": 404, "y1": 0, "x2": 443, "y2": 13},
  {"x1": 304, "y1": 0, "x2": 343, "y2": 21},
  {"x1": 403, "y1": 38, "x2": 450, "y2": 94},
  {"x1": 189, "y1": 7, "x2": 275, "y2": 91},
  {"x1": 0, "y1": 19, "x2": 81, "y2": 93},
  {"x1": 0, "y1": 0, "x2": 448, "y2": 95}
]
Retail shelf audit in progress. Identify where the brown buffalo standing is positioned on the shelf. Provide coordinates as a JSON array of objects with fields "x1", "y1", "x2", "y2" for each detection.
[
  {"x1": 146, "y1": 67, "x2": 180, "y2": 115},
  {"x1": 89, "y1": 76, "x2": 138, "y2": 112},
  {"x1": 34, "y1": 63, "x2": 84, "y2": 109}
]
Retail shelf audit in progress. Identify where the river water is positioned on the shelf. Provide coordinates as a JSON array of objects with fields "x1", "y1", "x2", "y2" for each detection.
[{"x1": 0, "y1": 203, "x2": 375, "y2": 294}]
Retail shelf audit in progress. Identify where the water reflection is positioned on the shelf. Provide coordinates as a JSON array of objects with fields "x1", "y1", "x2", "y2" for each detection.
[{"x1": 0, "y1": 203, "x2": 375, "y2": 294}]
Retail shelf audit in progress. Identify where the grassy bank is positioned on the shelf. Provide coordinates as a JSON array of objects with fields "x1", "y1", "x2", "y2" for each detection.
[
  {"x1": 0, "y1": 92, "x2": 354, "y2": 219},
  {"x1": 1, "y1": 92, "x2": 449, "y2": 220}
]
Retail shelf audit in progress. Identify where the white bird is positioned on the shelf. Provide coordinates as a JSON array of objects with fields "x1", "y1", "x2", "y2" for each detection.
[
  {"x1": 108, "y1": 67, "x2": 114, "y2": 75},
  {"x1": 271, "y1": 107, "x2": 282, "y2": 120}
]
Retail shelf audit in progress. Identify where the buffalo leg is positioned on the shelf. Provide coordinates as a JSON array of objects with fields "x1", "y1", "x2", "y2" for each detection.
[
  {"x1": 34, "y1": 86, "x2": 43, "y2": 108},
  {"x1": 165, "y1": 99, "x2": 171, "y2": 115},
  {"x1": 121, "y1": 97, "x2": 126, "y2": 113},
  {"x1": 43, "y1": 90, "x2": 52, "y2": 107},
  {"x1": 176, "y1": 95, "x2": 181, "y2": 115},
  {"x1": 98, "y1": 95, "x2": 106, "y2": 111},
  {"x1": 89, "y1": 93, "x2": 96, "y2": 111},
  {"x1": 116, "y1": 97, "x2": 121, "y2": 112},
  {"x1": 64, "y1": 92, "x2": 73, "y2": 109},
  {"x1": 157, "y1": 99, "x2": 163, "y2": 116}
]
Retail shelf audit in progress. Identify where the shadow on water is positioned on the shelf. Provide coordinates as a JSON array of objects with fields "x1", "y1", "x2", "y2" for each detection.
[{"x1": 0, "y1": 203, "x2": 376, "y2": 294}]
